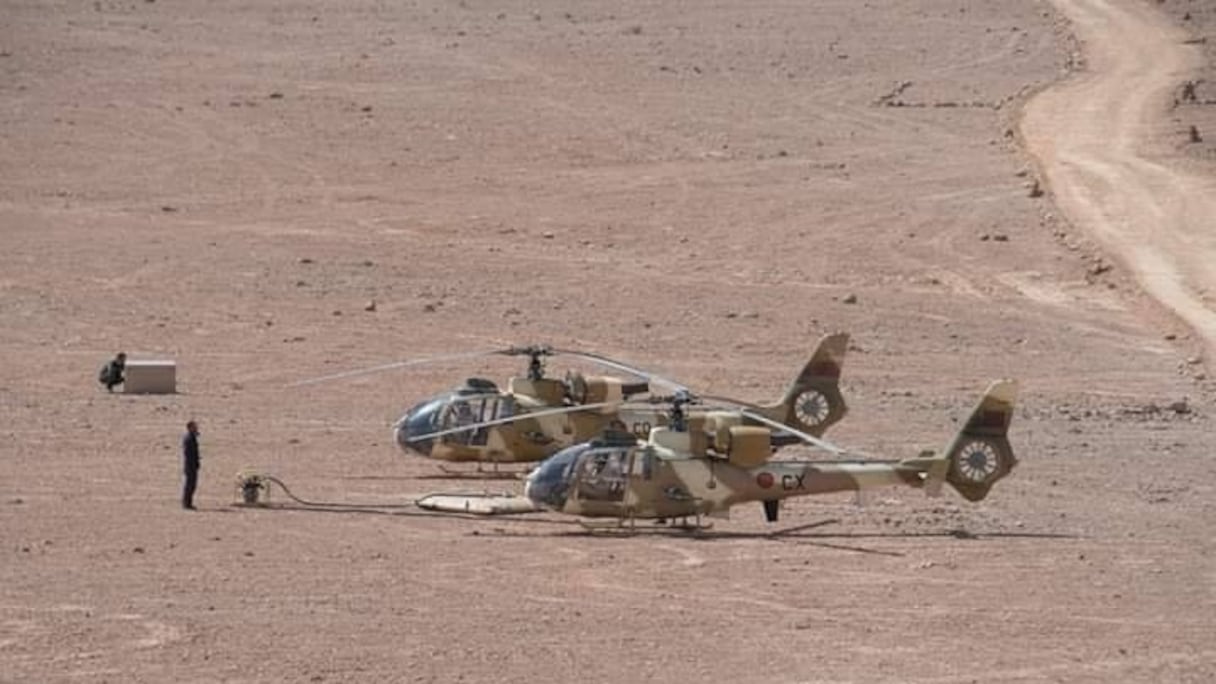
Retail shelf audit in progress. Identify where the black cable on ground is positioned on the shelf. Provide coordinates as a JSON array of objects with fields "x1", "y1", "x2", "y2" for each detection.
[{"x1": 262, "y1": 476, "x2": 418, "y2": 509}]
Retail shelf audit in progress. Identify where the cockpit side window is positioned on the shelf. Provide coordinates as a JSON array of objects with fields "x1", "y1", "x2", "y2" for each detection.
[
  {"x1": 439, "y1": 395, "x2": 515, "y2": 446},
  {"x1": 574, "y1": 448, "x2": 630, "y2": 502}
]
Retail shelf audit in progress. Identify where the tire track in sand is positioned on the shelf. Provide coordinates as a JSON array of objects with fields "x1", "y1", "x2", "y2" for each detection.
[{"x1": 1022, "y1": 0, "x2": 1216, "y2": 359}]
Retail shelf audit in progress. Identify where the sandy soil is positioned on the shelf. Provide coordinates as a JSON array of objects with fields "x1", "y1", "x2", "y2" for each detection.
[{"x1": 2, "y1": 1, "x2": 1214, "y2": 682}]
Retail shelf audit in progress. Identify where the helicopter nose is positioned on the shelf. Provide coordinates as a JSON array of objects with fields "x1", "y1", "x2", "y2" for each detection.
[
  {"x1": 524, "y1": 453, "x2": 574, "y2": 510},
  {"x1": 523, "y1": 471, "x2": 555, "y2": 509},
  {"x1": 394, "y1": 413, "x2": 434, "y2": 457}
]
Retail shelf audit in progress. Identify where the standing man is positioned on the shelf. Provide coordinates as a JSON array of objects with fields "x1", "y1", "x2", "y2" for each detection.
[{"x1": 181, "y1": 420, "x2": 201, "y2": 510}]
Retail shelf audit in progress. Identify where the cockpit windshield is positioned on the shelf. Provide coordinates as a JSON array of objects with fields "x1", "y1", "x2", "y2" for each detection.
[{"x1": 525, "y1": 444, "x2": 586, "y2": 510}]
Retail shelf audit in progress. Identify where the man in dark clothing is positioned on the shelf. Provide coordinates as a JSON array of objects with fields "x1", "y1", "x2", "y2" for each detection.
[
  {"x1": 98, "y1": 352, "x2": 127, "y2": 392},
  {"x1": 182, "y1": 420, "x2": 201, "y2": 510}
]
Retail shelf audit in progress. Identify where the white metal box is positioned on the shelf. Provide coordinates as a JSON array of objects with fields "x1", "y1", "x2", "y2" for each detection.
[{"x1": 124, "y1": 360, "x2": 177, "y2": 394}]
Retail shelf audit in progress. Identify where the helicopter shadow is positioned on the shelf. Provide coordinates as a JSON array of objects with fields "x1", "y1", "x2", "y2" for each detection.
[
  {"x1": 478, "y1": 519, "x2": 1080, "y2": 557},
  {"x1": 233, "y1": 500, "x2": 1079, "y2": 558},
  {"x1": 235, "y1": 501, "x2": 586, "y2": 527}
]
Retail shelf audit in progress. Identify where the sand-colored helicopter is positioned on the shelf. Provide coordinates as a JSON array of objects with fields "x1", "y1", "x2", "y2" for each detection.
[
  {"x1": 296, "y1": 335, "x2": 850, "y2": 465},
  {"x1": 418, "y1": 380, "x2": 1018, "y2": 525}
]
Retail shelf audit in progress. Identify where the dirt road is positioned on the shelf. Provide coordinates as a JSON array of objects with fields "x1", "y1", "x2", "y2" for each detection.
[{"x1": 1022, "y1": 0, "x2": 1216, "y2": 359}]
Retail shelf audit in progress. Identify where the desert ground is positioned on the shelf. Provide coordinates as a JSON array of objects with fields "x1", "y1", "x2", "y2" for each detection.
[{"x1": 2, "y1": 0, "x2": 1215, "y2": 682}]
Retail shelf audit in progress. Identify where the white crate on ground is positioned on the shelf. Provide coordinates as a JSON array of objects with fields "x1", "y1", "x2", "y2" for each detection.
[{"x1": 124, "y1": 360, "x2": 176, "y2": 394}]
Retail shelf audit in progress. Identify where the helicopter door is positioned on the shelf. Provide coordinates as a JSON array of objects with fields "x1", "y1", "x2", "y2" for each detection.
[{"x1": 574, "y1": 448, "x2": 629, "y2": 503}]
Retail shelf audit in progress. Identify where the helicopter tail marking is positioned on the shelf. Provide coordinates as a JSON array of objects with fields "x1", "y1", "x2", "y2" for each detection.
[
  {"x1": 755, "y1": 332, "x2": 849, "y2": 437},
  {"x1": 922, "y1": 380, "x2": 1019, "y2": 501}
]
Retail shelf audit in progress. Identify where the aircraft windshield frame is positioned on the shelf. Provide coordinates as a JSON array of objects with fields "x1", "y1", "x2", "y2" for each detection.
[{"x1": 525, "y1": 444, "x2": 587, "y2": 509}]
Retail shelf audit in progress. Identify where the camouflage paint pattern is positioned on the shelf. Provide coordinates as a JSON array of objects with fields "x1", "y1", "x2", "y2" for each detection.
[
  {"x1": 397, "y1": 334, "x2": 850, "y2": 463},
  {"x1": 526, "y1": 380, "x2": 1018, "y2": 519}
]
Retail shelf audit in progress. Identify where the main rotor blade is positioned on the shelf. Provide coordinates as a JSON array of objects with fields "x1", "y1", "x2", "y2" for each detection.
[
  {"x1": 405, "y1": 400, "x2": 622, "y2": 442},
  {"x1": 697, "y1": 393, "x2": 767, "y2": 412},
  {"x1": 288, "y1": 349, "x2": 510, "y2": 387},
  {"x1": 737, "y1": 409, "x2": 847, "y2": 456},
  {"x1": 553, "y1": 349, "x2": 690, "y2": 393}
]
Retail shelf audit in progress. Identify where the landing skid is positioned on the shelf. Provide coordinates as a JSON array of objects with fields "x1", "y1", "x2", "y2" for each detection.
[
  {"x1": 431, "y1": 464, "x2": 529, "y2": 480},
  {"x1": 578, "y1": 514, "x2": 713, "y2": 534}
]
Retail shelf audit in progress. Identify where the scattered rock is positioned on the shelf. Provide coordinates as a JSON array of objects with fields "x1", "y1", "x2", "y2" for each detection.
[
  {"x1": 361, "y1": 260, "x2": 374, "y2": 267},
  {"x1": 1088, "y1": 260, "x2": 1112, "y2": 276},
  {"x1": 133, "y1": 546, "x2": 145, "y2": 554},
  {"x1": 268, "y1": 92, "x2": 284, "y2": 99},
  {"x1": 1167, "y1": 400, "x2": 1191, "y2": 415},
  {"x1": 423, "y1": 303, "x2": 437, "y2": 313},
  {"x1": 1164, "y1": 333, "x2": 1177, "y2": 341},
  {"x1": 540, "y1": 231, "x2": 555, "y2": 239},
  {"x1": 1028, "y1": 180, "x2": 1044, "y2": 198},
  {"x1": 161, "y1": 205, "x2": 178, "y2": 213},
  {"x1": 1188, "y1": 125, "x2": 1202, "y2": 143},
  {"x1": 841, "y1": 293, "x2": 858, "y2": 304},
  {"x1": 991, "y1": 233, "x2": 1009, "y2": 242},
  {"x1": 299, "y1": 257, "x2": 314, "y2": 264},
  {"x1": 331, "y1": 310, "x2": 342, "y2": 316},
  {"x1": 364, "y1": 300, "x2": 377, "y2": 312}
]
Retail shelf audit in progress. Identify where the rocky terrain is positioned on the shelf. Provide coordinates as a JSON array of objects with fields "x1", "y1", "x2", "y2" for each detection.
[{"x1": 2, "y1": 1, "x2": 1213, "y2": 681}]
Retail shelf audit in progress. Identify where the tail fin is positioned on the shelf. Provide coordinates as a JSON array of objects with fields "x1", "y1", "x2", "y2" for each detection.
[
  {"x1": 924, "y1": 380, "x2": 1019, "y2": 501},
  {"x1": 754, "y1": 332, "x2": 850, "y2": 437}
]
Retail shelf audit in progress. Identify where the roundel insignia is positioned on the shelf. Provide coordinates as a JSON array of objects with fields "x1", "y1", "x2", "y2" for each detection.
[{"x1": 756, "y1": 472, "x2": 775, "y2": 489}]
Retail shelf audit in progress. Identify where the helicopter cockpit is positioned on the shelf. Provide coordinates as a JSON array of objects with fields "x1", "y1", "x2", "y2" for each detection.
[
  {"x1": 524, "y1": 430, "x2": 641, "y2": 510},
  {"x1": 394, "y1": 378, "x2": 516, "y2": 457}
]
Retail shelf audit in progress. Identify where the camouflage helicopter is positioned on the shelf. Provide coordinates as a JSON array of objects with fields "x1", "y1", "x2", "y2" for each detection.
[
  {"x1": 498, "y1": 379, "x2": 1019, "y2": 526},
  {"x1": 297, "y1": 335, "x2": 850, "y2": 465}
]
